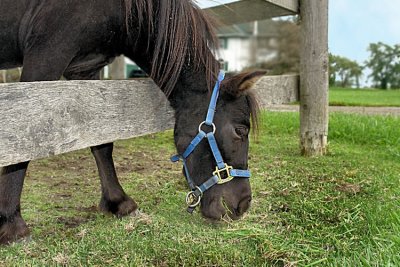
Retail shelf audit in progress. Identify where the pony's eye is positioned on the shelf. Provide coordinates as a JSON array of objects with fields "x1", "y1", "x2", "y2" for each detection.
[{"x1": 235, "y1": 127, "x2": 249, "y2": 137}]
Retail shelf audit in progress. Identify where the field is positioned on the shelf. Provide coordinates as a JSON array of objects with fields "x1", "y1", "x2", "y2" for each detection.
[
  {"x1": 1, "y1": 112, "x2": 399, "y2": 266},
  {"x1": 329, "y1": 87, "x2": 400, "y2": 107}
]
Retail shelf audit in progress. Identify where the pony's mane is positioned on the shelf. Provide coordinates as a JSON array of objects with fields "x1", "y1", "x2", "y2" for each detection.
[
  {"x1": 246, "y1": 91, "x2": 260, "y2": 137},
  {"x1": 124, "y1": 0, "x2": 220, "y2": 96}
]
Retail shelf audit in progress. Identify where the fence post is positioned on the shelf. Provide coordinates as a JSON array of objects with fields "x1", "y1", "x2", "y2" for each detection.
[
  {"x1": 1, "y1": 70, "x2": 6, "y2": 83},
  {"x1": 109, "y1": 55, "x2": 126, "y2": 79},
  {"x1": 299, "y1": 0, "x2": 329, "y2": 156}
]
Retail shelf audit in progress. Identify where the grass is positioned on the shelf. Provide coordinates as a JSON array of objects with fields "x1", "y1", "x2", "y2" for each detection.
[
  {"x1": 1, "y1": 112, "x2": 399, "y2": 266},
  {"x1": 329, "y1": 87, "x2": 400, "y2": 107}
]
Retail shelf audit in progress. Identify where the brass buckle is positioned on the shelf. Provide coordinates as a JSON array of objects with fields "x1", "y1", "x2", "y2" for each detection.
[
  {"x1": 186, "y1": 187, "x2": 202, "y2": 208},
  {"x1": 214, "y1": 164, "x2": 234, "y2": 184}
]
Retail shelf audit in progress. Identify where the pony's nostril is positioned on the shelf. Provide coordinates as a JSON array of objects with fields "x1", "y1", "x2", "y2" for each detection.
[{"x1": 237, "y1": 196, "x2": 252, "y2": 215}]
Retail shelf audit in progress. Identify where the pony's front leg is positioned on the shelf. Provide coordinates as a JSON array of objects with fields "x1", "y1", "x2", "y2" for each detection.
[
  {"x1": 0, "y1": 162, "x2": 30, "y2": 245},
  {"x1": 64, "y1": 68, "x2": 137, "y2": 217},
  {"x1": 0, "y1": 50, "x2": 74, "y2": 245},
  {"x1": 91, "y1": 143, "x2": 138, "y2": 217}
]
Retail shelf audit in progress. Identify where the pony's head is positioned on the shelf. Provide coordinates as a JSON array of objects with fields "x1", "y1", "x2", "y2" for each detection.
[
  {"x1": 173, "y1": 71, "x2": 265, "y2": 220},
  {"x1": 124, "y1": 0, "x2": 265, "y2": 219}
]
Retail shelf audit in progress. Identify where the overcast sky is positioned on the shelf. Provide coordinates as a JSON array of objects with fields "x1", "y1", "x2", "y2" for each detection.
[{"x1": 197, "y1": 0, "x2": 400, "y2": 66}]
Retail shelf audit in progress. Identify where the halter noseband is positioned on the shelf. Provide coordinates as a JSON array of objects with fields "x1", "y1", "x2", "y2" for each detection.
[{"x1": 171, "y1": 70, "x2": 251, "y2": 213}]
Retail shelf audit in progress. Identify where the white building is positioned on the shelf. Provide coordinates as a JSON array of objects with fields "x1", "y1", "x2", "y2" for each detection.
[
  {"x1": 111, "y1": 19, "x2": 280, "y2": 78},
  {"x1": 217, "y1": 19, "x2": 279, "y2": 72}
]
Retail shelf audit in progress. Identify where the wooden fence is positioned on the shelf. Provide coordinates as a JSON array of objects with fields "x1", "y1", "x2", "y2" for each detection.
[{"x1": 0, "y1": 0, "x2": 328, "y2": 167}]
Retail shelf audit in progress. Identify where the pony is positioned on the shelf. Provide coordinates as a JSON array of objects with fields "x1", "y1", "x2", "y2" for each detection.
[{"x1": 0, "y1": 0, "x2": 265, "y2": 244}]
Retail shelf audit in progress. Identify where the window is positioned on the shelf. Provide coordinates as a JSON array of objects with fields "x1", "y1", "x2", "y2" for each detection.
[
  {"x1": 218, "y1": 59, "x2": 229, "y2": 71},
  {"x1": 219, "y1": 38, "x2": 228, "y2": 49}
]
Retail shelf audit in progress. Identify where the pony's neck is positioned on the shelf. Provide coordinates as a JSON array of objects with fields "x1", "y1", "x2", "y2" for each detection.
[
  {"x1": 122, "y1": 0, "x2": 220, "y2": 99},
  {"x1": 125, "y1": 45, "x2": 219, "y2": 109},
  {"x1": 168, "y1": 65, "x2": 212, "y2": 109}
]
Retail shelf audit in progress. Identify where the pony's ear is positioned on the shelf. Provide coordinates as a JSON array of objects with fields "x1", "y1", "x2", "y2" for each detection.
[
  {"x1": 222, "y1": 70, "x2": 267, "y2": 96},
  {"x1": 237, "y1": 70, "x2": 267, "y2": 91}
]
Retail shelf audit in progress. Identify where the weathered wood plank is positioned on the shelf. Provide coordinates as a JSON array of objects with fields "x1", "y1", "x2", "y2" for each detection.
[
  {"x1": 299, "y1": 0, "x2": 329, "y2": 156},
  {"x1": 0, "y1": 80, "x2": 174, "y2": 167},
  {"x1": 267, "y1": 0, "x2": 298, "y2": 12},
  {"x1": 108, "y1": 56, "x2": 126, "y2": 79},
  {"x1": 253, "y1": 74, "x2": 299, "y2": 107},
  {"x1": 205, "y1": 0, "x2": 298, "y2": 26},
  {"x1": 0, "y1": 75, "x2": 298, "y2": 167}
]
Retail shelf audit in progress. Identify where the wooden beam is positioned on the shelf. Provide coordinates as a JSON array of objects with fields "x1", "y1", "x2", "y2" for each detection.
[
  {"x1": 108, "y1": 56, "x2": 126, "y2": 79},
  {"x1": 0, "y1": 80, "x2": 174, "y2": 167},
  {"x1": 0, "y1": 75, "x2": 298, "y2": 167},
  {"x1": 299, "y1": 0, "x2": 329, "y2": 156},
  {"x1": 254, "y1": 74, "x2": 299, "y2": 107},
  {"x1": 1, "y1": 70, "x2": 6, "y2": 83},
  {"x1": 205, "y1": 0, "x2": 299, "y2": 26}
]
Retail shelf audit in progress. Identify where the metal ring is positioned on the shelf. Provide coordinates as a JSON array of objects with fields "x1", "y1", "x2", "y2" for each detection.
[
  {"x1": 198, "y1": 121, "x2": 216, "y2": 134},
  {"x1": 195, "y1": 186, "x2": 203, "y2": 198},
  {"x1": 185, "y1": 187, "x2": 203, "y2": 208},
  {"x1": 185, "y1": 192, "x2": 201, "y2": 208}
]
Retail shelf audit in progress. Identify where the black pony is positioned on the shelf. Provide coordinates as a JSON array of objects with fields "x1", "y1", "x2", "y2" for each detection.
[{"x1": 0, "y1": 0, "x2": 265, "y2": 244}]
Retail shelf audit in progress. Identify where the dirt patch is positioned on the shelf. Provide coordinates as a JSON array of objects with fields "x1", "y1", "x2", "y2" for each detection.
[
  {"x1": 337, "y1": 182, "x2": 362, "y2": 194},
  {"x1": 56, "y1": 216, "x2": 91, "y2": 228},
  {"x1": 76, "y1": 205, "x2": 98, "y2": 213}
]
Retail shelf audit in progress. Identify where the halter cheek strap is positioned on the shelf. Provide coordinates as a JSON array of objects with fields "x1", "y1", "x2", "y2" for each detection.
[{"x1": 171, "y1": 70, "x2": 251, "y2": 213}]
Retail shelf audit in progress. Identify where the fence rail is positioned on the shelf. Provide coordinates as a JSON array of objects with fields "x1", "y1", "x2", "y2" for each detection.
[
  {"x1": 0, "y1": 75, "x2": 298, "y2": 167},
  {"x1": 205, "y1": 0, "x2": 298, "y2": 25}
]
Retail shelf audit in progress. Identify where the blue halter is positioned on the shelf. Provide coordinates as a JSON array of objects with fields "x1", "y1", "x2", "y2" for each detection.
[{"x1": 171, "y1": 70, "x2": 251, "y2": 213}]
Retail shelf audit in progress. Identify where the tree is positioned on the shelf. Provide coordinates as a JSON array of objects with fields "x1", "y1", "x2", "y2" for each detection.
[
  {"x1": 329, "y1": 54, "x2": 363, "y2": 88},
  {"x1": 254, "y1": 19, "x2": 300, "y2": 75},
  {"x1": 365, "y1": 42, "x2": 400, "y2": 89}
]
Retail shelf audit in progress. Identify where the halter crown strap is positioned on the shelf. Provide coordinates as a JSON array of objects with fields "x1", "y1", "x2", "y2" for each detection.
[{"x1": 205, "y1": 71, "x2": 225, "y2": 125}]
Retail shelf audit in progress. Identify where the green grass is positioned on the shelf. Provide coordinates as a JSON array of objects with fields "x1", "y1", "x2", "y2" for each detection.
[
  {"x1": 329, "y1": 87, "x2": 400, "y2": 107},
  {"x1": 1, "y1": 112, "x2": 399, "y2": 266}
]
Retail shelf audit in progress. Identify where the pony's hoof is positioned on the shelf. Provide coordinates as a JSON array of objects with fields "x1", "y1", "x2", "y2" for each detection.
[
  {"x1": 0, "y1": 216, "x2": 30, "y2": 246},
  {"x1": 99, "y1": 195, "x2": 138, "y2": 218}
]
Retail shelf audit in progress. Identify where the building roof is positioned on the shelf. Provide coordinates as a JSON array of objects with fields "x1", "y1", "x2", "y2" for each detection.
[{"x1": 217, "y1": 19, "x2": 279, "y2": 38}]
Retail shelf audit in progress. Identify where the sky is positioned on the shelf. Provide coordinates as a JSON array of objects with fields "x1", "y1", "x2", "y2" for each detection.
[
  {"x1": 328, "y1": 0, "x2": 400, "y2": 64},
  {"x1": 198, "y1": 0, "x2": 400, "y2": 84}
]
